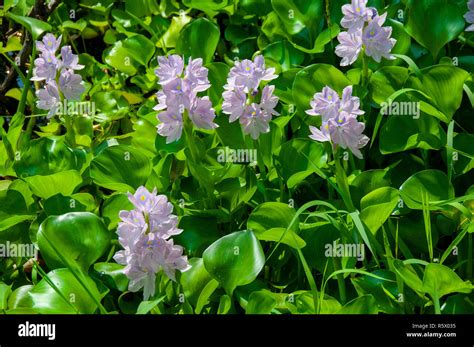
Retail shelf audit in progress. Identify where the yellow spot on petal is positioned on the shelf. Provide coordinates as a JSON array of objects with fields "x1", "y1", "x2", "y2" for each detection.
[
  {"x1": 245, "y1": 67, "x2": 251, "y2": 71},
  {"x1": 370, "y1": 31, "x2": 375, "y2": 36},
  {"x1": 140, "y1": 195, "x2": 146, "y2": 201},
  {"x1": 325, "y1": 124, "x2": 329, "y2": 130},
  {"x1": 328, "y1": 95, "x2": 333, "y2": 101},
  {"x1": 356, "y1": 7, "x2": 361, "y2": 12},
  {"x1": 48, "y1": 41, "x2": 53, "y2": 47},
  {"x1": 251, "y1": 111, "x2": 257, "y2": 116}
]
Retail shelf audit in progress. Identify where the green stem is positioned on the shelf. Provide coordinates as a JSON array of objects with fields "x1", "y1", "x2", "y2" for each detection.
[
  {"x1": 183, "y1": 112, "x2": 199, "y2": 163},
  {"x1": 333, "y1": 255, "x2": 347, "y2": 305},
  {"x1": 459, "y1": 34, "x2": 474, "y2": 48},
  {"x1": 64, "y1": 114, "x2": 76, "y2": 147},
  {"x1": 468, "y1": 233, "x2": 472, "y2": 280},
  {"x1": 361, "y1": 50, "x2": 369, "y2": 87},
  {"x1": 17, "y1": 44, "x2": 36, "y2": 116},
  {"x1": 253, "y1": 139, "x2": 267, "y2": 180},
  {"x1": 433, "y1": 293, "x2": 441, "y2": 314},
  {"x1": 334, "y1": 149, "x2": 356, "y2": 212}
]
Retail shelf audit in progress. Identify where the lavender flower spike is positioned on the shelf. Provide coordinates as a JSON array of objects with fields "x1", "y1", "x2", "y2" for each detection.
[
  {"x1": 341, "y1": 0, "x2": 371, "y2": 33},
  {"x1": 335, "y1": 3, "x2": 396, "y2": 66},
  {"x1": 36, "y1": 33, "x2": 62, "y2": 54},
  {"x1": 362, "y1": 13, "x2": 396, "y2": 63},
  {"x1": 306, "y1": 85, "x2": 369, "y2": 159},
  {"x1": 154, "y1": 54, "x2": 218, "y2": 143},
  {"x1": 222, "y1": 55, "x2": 279, "y2": 139},
  {"x1": 114, "y1": 186, "x2": 190, "y2": 300},
  {"x1": 32, "y1": 33, "x2": 85, "y2": 116}
]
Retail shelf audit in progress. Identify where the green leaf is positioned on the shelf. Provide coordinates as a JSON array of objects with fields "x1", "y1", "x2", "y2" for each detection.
[
  {"x1": 175, "y1": 216, "x2": 221, "y2": 256},
  {"x1": 247, "y1": 202, "x2": 306, "y2": 249},
  {"x1": 14, "y1": 137, "x2": 81, "y2": 178},
  {"x1": 176, "y1": 18, "x2": 220, "y2": 64},
  {"x1": 275, "y1": 138, "x2": 327, "y2": 188},
  {"x1": 0, "y1": 282, "x2": 12, "y2": 311},
  {"x1": 411, "y1": 66, "x2": 469, "y2": 122},
  {"x1": 37, "y1": 212, "x2": 111, "y2": 272},
  {"x1": 405, "y1": 0, "x2": 465, "y2": 58},
  {"x1": 104, "y1": 35, "x2": 155, "y2": 75},
  {"x1": 350, "y1": 169, "x2": 392, "y2": 209},
  {"x1": 101, "y1": 193, "x2": 133, "y2": 230},
  {"x1": 422, "y1": 263, "x2": 472, "y2": 299},
  {"x1": 360, "y1": 187, "x2": 399, "y2": 234},
  {"x1": 262, "y1": 40, "x2": 304, "y2": 72},
  {"x1": 203, "y1": 230, "x2": 265, "y2": 295},
  {"x1": 379, "y1": 114, "x2": 446, "y2": 154},
  {"x1": 90, "y1": 145, "x2": 152, "y2": 192},
  {"x1": 44, "y1": 193, "x2": 96, "y2": 216},
  {"x1": 7, "y1": 285, "x2": 33, "y2": 310},
  {"x1": 183, "y1": 0, "x2": 234, "y2": 18},
  {"x1": 337, "y1": 294, "x2": 378, "y2": 314},
  {"x1": 369, "y1": 66, "x2": 409, "y2": 105},
  {"x1": 270, "y1": 0, "x2": 324, "y2": 50},
  {"x1": 393, "y1": 260, "x2": 424, "y2": 294},
  {"x1": 92, "y1": 263, "x2": 129, "y2": 292},
  {"x1": 181, "y1": 258, "x2": 213, "y2": 307},
  {"x1": 136, "y1": 295, "x2": 166, "y2": 314},
  {"x1": 205, "y1": 62, "x2": 230, "y2": 106},
  {"x1": 6, "y1": 13, "x2": 52, "y2": 40},
  {"x1": 245, "y1": 290, "x2": 277, "y2": 314},
  {"x1": 400, "y1": 170, "x2": 455, "y2": 209},
  {"x1": 28, "y1": 268, "x2": 105, "y2": 314},
  {"x1": 195, "y1": 279, "x2": 219, "y2": 314},
  {"x1": 24, "y1": 170, "x2": 83, "y2": 199}
]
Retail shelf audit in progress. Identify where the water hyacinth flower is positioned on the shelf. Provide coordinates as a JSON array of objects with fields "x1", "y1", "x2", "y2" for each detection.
[
  {"x1": 335, "y1": 0, "x2": 396, "y2": 66},
  {"x1": 222, "y1": 55, "x2": 279, "y2": 139},
  {"x1": 466, "y1": 0, "x2": 474, "y2": 31},
  {"x1": 114, "y1": 186, "x2": 191, "y2": 300},
  {"x1": 306, "y1": 86, "x2": 369, "y2": 159},
  {"x1": 31, "y1": 33, "x2": 85, "y2": 117},
  {"x1": 154, "y1": 55, "x2": 217, "y2": 143}
]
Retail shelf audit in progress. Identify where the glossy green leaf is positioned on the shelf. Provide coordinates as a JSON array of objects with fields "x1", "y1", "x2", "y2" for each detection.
[
  {"x1": 90, "y1": 145, "x2": 152, "y2": 192},
  {"x1": 24, "y1": 170, "x2": 83, "y2": 199},
  {"x1": 203, "y1": 230, "x2": 265, "y2": 295},
  {"x1": 176, "y1": 18, "x2": 220, "y2": 64},
  {"x1": 422, "y1": 263, "x2": 473, "y2": 299},
  {"x1": 6, "y1": 13, "x2": 52, "y2": 40},
  {"x1": 400, "y1": 170, "x2": 455, "y2": 209},
  {"x1": 360, "y1": 187, "x2": 399, "y2": 234},
  {"x1": 276, "y1": 138, "x2": 327, "y2": 188},
  {"x1": 405, "y1": 0, "x2": 465, "y2": 58},
  {"x1": 28, "y1": 268, "x2": 105, "y2": 314},
  {"x1": 181, "y1": 258, "x2": 213, "y2": 307},
  {"x1": 37, "y1": 212, "x2": 111, "y2": 271},
  {"x1": 247, "y1": 202, "x2": 306, "y2": 249}
]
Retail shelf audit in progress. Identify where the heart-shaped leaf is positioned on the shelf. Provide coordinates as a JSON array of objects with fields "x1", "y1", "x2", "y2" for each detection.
[
  {"x1": 203, "y1": 230, "x2": 265, "y2": 295},
  {"x1": 37, "y1": 212, "x2": 111, "y2": 272}
]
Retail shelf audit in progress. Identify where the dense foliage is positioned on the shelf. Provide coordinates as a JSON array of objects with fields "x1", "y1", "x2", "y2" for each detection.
[{"x1": 0, "y1": 0, "x2": 473, "y2": 314}]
